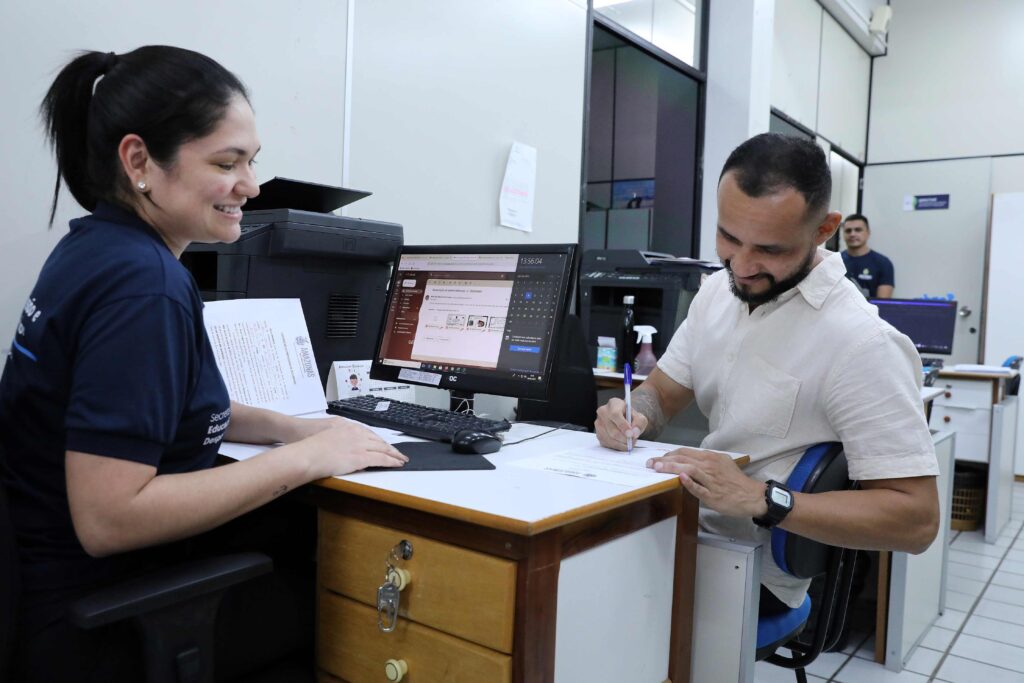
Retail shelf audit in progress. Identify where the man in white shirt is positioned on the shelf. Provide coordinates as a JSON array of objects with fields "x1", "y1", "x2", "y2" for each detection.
[{"x1": 594, "y1": 133, "x2": 939, "y2": 612}]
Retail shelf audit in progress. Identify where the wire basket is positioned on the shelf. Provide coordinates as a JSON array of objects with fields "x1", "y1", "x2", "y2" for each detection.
[{"x1": 951, "y1": 465, "x2": 985, "y2": 531}]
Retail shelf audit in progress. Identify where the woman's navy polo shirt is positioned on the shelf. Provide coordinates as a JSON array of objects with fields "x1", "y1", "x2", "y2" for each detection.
[{"x1": 0, "y1": 202, "x2": 230, "y2": 593}]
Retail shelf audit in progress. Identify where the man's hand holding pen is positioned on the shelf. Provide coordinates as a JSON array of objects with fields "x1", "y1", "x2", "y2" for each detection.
[{"x1": 595, "y1": 396, "x2": 648, "y2": 451}]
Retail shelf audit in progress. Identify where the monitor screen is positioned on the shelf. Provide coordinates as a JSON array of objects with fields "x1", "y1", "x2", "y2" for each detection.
[
  {"x1": 870, "y1": 298, "x2": 957, "y2": 355},
  {"x1": 371, "y1": 244, "x2": 578, "y2": 400}
]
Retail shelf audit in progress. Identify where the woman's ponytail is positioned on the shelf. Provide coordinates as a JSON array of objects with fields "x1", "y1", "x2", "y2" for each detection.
[{"x1": 40, "y1": 51, "x2": 120, "y2": 225}]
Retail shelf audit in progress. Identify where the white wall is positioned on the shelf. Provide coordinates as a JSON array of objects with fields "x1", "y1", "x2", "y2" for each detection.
[
  {"x1": 344, "y1": 0, "x2": 587, "y2": 247},
  {"x1": 864, "y1": 1, "x2": 1024, "y2": 361},
  {"x1": 772, "y1": 0, "x2": 822, "y2": 132},
  {"x1": 699, "y1": 0, "x2": 774, "y2": 261},
  {"x1": 771, "y1": 0, "x2": 871, "y2": 161},
  {"x1": 869, "y1": 0, "x2": 1024, "y2": 163},
  {"x1": 0, "y1": 0, "x2": 351, "y2": 364}
]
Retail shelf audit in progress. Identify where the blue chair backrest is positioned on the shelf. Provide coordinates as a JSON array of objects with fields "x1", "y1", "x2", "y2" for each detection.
[{"x1": 771, "y1": 443, "x2": 852, "y2": 580}]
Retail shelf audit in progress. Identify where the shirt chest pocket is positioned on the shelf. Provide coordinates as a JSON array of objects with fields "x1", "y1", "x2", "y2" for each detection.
[{"x1": 726, "y1": 356, "x2": 801, "y2": 439}]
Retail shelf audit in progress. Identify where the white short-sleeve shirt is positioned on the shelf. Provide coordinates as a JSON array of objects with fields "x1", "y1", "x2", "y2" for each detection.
[{"x1": 658, "y1": 249, "x2": 939, "y2": 606}]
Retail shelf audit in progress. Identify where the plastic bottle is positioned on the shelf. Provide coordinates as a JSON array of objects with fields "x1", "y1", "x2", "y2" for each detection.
[
  {"x1": 620, "y1": 295, "x2": 636, "y2": 372},
  {"x1": 633, "y1": 325, "x2": 658, "y2": 374}
]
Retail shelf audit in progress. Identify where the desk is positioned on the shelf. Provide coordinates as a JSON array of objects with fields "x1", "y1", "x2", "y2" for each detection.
[
  {"x1": 302, "y1": 427, "x2": 747, "y2": 683},
  {"x1": 928, "y1": 370, "x2": 1017, "y2": 542}
]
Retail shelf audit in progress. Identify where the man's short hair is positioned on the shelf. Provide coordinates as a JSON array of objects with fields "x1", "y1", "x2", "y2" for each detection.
[
  {"x1": 843, "y1": 213, "x2": 870, "y2": 229},
  {"x1": 720, "y1": 133, "x2": 832, "y2": 220},
  {"x1": 349, "y1": 374, "x2": 358, "y2": 380}
]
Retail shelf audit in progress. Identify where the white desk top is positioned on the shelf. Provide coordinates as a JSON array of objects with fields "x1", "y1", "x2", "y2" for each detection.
[{"x1": 221, "y1": 423, "x2": 725, "y2": 535}]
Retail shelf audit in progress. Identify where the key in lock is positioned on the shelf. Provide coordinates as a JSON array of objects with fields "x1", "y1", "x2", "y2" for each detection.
[{"x1": 377, "y1": 580, "x2": 401, "y2": 633}]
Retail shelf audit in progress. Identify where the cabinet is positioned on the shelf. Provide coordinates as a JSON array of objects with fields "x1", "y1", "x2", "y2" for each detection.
[{"x1": 928, "y1": 372, "x2": 1016, "y2": 542}]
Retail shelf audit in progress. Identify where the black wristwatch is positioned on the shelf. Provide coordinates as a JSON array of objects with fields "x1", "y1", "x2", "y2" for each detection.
[{"x1": 753, "y1": 480, "x2": 794, "y2": 529}]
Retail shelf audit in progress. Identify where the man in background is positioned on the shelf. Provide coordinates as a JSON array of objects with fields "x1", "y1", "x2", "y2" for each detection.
[{"x1": 841, "y1": 214, "x2": 894, "y2": 298}]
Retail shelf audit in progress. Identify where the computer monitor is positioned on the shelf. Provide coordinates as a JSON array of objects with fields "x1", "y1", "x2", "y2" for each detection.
[
  {"x1": 870, "y1": 298, "x2": 957, "y2": 355},
  {"x1": 371, "y1": 244, "x2": 578, "y2": 402}
]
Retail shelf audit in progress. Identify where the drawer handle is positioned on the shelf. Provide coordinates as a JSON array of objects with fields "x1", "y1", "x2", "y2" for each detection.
[
  {"x1": 944, "y1": 392, "x2": 952, "y2": 398},
  {"x1": 387, "y1": 567, "x2": 411, "y2": 591},
  {"x1": 385, "y1": 658, "x2": 408, "y2": 682},
  {"x1": 943, "y1": 416, "x2": 951, "y2": 423}
]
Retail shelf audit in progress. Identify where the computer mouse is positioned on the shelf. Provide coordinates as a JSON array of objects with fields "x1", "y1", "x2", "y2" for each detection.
[{"x1": 451, "y1": 429, "x2": 502, "y2": 455}]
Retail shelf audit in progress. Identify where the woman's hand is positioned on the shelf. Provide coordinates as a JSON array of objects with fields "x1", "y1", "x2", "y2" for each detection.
[{"x1": 298, "y1": 419, "x2": 408, "y2": 479}]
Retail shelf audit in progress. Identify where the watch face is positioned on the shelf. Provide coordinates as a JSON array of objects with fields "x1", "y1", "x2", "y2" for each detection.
[{"x1": 770, "y1": 487, "x2": 793, "y2": 508}]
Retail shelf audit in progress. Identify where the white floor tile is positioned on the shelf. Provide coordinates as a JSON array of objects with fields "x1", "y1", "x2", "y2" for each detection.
[
  {"x1": 947, "y1": 575, "x2": 988, "y2": 597},
  {"x1": 947, "y1": 561, "x2": 995, "y2": 582},
  {"x1": 944, "y1": 590, "x2": 977, "y2": 612},
  {"x1": 903, "y1": 646, "x2": 943, "y2": 676},
  {"x1": 957, "y1": 530, "x2": 1012, "y2": 548},
  {"x1": 1006, "y1": 548, "x2": 1024, "y2": 563},
  {"x1": 962, "y1": 614, "x2": 1024, "y2": 648},
  {"x1": 804, "y1": 649, "x2": 849, "y2": 678},
  {"x1": 921, "y1": 625, "x2": 957, "y2": 651},
  {"x1": 950, "y1": 633, "x2": 1024, "y2": 673},
  {"x1": 832, "y1": 656, "x2": 929, "y2": 682},
  {"x1": 841, "y1": 631, "x2": 869, "y2": 656},
  {"x1": 1001, "y1": 558, "x2": 1024, "y2": 576},
  {"x1": 753, "y1": 661, "x2": 827, "y2": 682},
  {"x1": 936, "y1": 655, "x2": 1024, "y2": 683},
  {"x1": 950, "y1": 539, "x2": 1010, "y2": 557},
  {"x1": 984, "y1": 583, "x2": 1024, "y2": 607},
  {"x1": 991, "y1": 570, "x2": 1024, "y2": 591},
  {"x1": 949, "y1": 549, "x2": 1002, "y2": 569},
  {"x1": 973, "y1": 598, "x2": 1024, "y2": 626},
  {"x1": 853, "y1": 635, "x2": 877, "y2": 661},
  {"x1": 934, "y1": 608, "x2": 969, "y2": 631}
]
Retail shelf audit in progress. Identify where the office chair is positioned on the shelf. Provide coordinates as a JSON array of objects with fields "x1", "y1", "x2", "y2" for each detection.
[
  {"x1": 756, "y1": 442, "x2": 859, "y2": 683},
  {"x1": 517, "y1": 313, "x2": 598, "y2": 430},
  {"x1": 0, "y1": 445, "x2": 273, "y2": 683}
]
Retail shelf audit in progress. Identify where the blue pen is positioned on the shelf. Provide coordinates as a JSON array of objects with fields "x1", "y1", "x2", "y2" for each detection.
[{"x1": 624, "y1": 363, "x2": 633, "y2": 453}]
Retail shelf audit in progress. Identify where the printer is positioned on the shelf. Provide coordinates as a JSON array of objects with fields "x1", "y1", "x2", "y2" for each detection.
[
  {"x1": 181, "y1": 178, "x2": 403, "y2": 386},
  {"x1": 579, "y1": 250, "x2": 721, "y2": 364}
]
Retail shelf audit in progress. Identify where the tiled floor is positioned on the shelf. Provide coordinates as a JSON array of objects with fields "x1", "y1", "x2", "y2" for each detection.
[{"x1": 755, "y1": 480, "x2": 1024, "y2": 682}]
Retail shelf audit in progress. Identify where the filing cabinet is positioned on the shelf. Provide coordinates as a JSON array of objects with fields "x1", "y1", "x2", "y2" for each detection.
[{"x1": 928, "y1": 377, "x2": 998, "y2": 462}]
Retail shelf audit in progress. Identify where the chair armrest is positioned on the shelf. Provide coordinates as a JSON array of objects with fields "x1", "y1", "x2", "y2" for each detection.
[{"x1": 69, "y1": 552, "x2": 273, "y2": 629}]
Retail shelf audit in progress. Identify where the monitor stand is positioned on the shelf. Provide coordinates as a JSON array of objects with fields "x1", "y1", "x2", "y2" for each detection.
[{"x1": 450, "y1": 389, "x2": 476, "y2": 414}]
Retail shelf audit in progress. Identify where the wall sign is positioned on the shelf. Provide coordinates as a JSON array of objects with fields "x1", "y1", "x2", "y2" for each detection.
[{"x1": 903, "y1": 194, "x2": 950, "y2": 211}]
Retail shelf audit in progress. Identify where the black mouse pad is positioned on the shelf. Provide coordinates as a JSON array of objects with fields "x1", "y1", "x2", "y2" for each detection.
[{"x1": 366, "y1": 441, "x2": 496, "y2": 472}]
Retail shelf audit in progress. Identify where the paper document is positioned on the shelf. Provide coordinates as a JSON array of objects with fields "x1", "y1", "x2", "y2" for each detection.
[
  {"x1": 952, "y1": 364, "x2": 1017, "y2": 376},
  {"x1": 507, "y1": 442, "x2": 678, "y2": 487},
  {"x1": 203, "y1": 299, "x2": 327, "y2": 416},
  {"x1": 218, "y1": 412, "x2": 410, "y2": 463},
  {"x1": 499, "y1": 141, "x2": 537, "y2": 232}
]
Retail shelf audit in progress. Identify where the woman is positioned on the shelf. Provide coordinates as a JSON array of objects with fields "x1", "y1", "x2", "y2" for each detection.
[{"x1": 0, "y1": 46, "x2": 406, "y2": 680}]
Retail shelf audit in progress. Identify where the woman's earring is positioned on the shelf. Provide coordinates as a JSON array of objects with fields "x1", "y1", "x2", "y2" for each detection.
[{"x1": 137, "y1": 181, "x2": 147, "y2": 191}]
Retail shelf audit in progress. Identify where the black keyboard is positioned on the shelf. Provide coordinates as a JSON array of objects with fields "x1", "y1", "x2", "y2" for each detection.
[{"x1": 327, "y1": 395, "x2": 511, "y2": 442}]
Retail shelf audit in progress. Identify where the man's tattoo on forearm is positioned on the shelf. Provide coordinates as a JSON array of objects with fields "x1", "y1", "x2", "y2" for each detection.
[
  {"x1": 271, "y1": 484, "x2": 289, "y2": 498},
  {"x1": 631, "y1": 385, "x2": 667, "y2": 439}
]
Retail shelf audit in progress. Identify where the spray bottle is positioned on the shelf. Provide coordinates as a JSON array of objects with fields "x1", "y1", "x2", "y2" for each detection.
[{"x1": 633, "y1": 325, "x2": 658, "y2": 374}]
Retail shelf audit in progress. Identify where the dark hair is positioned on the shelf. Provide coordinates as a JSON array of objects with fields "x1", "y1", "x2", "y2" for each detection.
[
  {"x1": 40, "y1": 46, "x2": 249, "y2": 225},
  {"x1": 720, "y1": 133, "x2": 832, "y2": 221},
  {"x1": 843, "y1": 213, "x2": 870, "y2": 229}
]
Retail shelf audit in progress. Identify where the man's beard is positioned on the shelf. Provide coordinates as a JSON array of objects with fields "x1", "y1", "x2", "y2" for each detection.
[{"x1": 725, "y1": 247, "x2": 816, "y2": 307}]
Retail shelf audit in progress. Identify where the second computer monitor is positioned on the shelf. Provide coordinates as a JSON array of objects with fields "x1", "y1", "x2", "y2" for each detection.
[
  {"x1": 371, "y1": 244, "x2": 578, "y2": 401},
  {"x1": 870, "y1": 298, "x2": 957, "y2": 355}
]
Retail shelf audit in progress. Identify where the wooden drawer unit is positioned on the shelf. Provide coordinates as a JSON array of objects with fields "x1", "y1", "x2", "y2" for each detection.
[
  {"x1": 934, "y1": 379, "x2": 996, "y2": 410},
  {"x1": 318, "y1": 511, "x2": 517, "y2": 652},
  {"x1": 318, "y1": 591, "x2": 512, "y2": 683}
]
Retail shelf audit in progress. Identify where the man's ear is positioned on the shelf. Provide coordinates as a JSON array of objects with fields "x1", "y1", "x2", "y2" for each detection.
[
  {"x1": 815, "y1": 211, "x2": 842, "y2": 246},
  {"x1": 117, "y1": 134, "x2": 151, "y2": 189}
]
